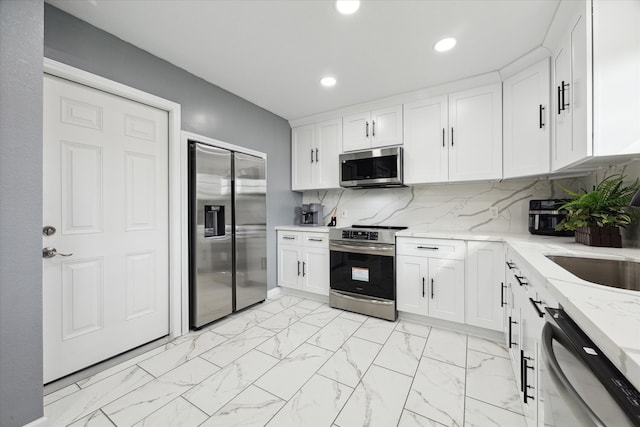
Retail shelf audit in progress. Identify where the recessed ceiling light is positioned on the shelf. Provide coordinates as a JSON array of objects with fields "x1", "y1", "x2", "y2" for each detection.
[
  {"x1": 335, "y1": 0, "x2": 360, "y2": 15},
  {"x1": 320, "y1": 76, "x2": 337, "y2": 87},
  {"x1": 434, "y1": 37, "x2": 457, "y2": 52}
]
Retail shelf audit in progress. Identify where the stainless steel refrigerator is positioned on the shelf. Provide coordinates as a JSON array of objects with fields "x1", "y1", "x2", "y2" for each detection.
[{"x1": 189, "y1": 141, "x2": 267, "y2": 329}]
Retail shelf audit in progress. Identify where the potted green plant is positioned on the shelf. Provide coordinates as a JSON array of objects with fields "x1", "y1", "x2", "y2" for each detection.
[{"x1": 556, "y1": 175, "x2": 640, "y2": 247}]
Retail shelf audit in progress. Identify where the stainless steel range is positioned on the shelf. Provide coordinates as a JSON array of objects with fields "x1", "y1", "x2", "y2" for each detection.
[{"x1": 329, "y1": 225, "x2": 407, "y2": 321}]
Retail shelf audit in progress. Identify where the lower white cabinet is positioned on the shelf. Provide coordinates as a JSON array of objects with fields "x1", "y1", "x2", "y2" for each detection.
[
  {"x1": 277, "y1": 230, "x2": 329, "y2": 296},
  {"x1": 466, "y1": 241, "x2": 505, "y2": 331},
  {"x1": 396, "y1": 238, "x2": 465, "y2": 323}
]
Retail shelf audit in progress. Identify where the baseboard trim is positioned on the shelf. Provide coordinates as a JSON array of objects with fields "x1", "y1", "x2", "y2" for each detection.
[
  {"x1": 267, "y1": 287, "x2": 282, "y2": 299},
  {"x1": 22, "y1": 416, "x2": 47, "y2": 427}
]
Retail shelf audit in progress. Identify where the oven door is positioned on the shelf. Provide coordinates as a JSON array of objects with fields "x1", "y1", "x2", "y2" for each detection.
[{"x1": 329, "y1": 241, "x2": 395, "y2": 300}]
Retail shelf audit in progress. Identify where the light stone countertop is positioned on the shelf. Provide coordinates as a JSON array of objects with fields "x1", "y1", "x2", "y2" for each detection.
[
  {"x1": 275, "y1": 225, "x2": 331, "y2": 232},
  {"x1": 398, "y1": 226, "x2": 640, "y2": 390}
]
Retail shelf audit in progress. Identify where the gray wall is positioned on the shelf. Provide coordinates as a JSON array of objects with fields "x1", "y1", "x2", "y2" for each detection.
[
  {"x1": 44, "y1": 4, "x2": 300, "y2": 290},
  {"x1": 0, "y1": 1, "x2": 44, "y2": 426}
]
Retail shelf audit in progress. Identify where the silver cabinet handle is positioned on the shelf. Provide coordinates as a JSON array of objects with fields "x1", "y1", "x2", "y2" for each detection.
[
  {"x1": 417, "y1": 246, "x2": 439, "y2": 250},
  {"x1": 42, "y1": 247, "x2": 73, "y2": 258},
  {"x1": 308, "y1": 238, "x2": 323, "y2": 242},
  {"x1": 282, "y1": 236, "x2": 296, "y2": 240}
]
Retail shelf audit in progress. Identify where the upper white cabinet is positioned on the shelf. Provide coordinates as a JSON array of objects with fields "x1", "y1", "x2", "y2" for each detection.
[
  {"x1": 403, "y1": 84, "x2": 502, "y2": 184},
  {"x1": 503, "y1": 59, "x2": 551, "y2": 178},
  {"x1": 342, "y1": 105, "x2": 403, "y2": 152},
  {"x1": 549, "y1": 0, "x2": 640, "y2": 171},
  {"x1": 448, "y1": 84, "x2": 503, "y2": 182},
  {"x1": 403, "y1": 96, "x2": 449, "y2": 184},
  {"x1": 291, "y1": 118, "x2": 341, "y2": 191}
]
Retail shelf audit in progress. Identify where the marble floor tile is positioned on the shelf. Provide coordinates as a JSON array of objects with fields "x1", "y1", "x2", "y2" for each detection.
[
  {"x1": 131, "y1": 397, "x2": 208, "y2": 427},
  {"x1": 373, "y1": 330, "x2": 426, "y2": 376},
  {"x1": 398, "y1": 410, "x2": 444, "y2": 427},
  {"x1": 299, "y1": 304, "x2": 343, "y2": 327},
  {"x1": 465, "y1": 349, "x2": 523, "y2": 415},
  {"x1": 395, "y1": 320, "x2": 431, "y2": 338},
  {"x1": 307, "y1": 317, "x2": 362, "y2": 351},
  {"x1": 103, "y1": 357, "x2": 218, "y2": 427},
  {"x1": 44, "y1": 383, "x2": 80, "y2": 406},
  {"x1": 423, "y1": 327, "x2": 467, "y2": 368},
  {"x1": 68, "y1": 410, "x2": 114, "y2": 427},
  {"x1": 259, "y1": 295, "x2": 304, "y2": 314},
  {"x1": 337, "y1": 310, "x2": 369, "y2": 323},
  {"x1": 75, "y1": 345, "x2": 169, "y2": 389},
  {"x1": 318, "y1": 336, "x2": 382, "y2": 388},
  {"x1": 199, "y1": 326, "x2": 275, "y2": 367},
  {"x1": 138, "y1": 331, "x2": 227, "y2": 377},
  {"x1": 256, "y1": 321, "x2": 320, "y2": 359},
  {"x1": 45, "y1": 366, "x2": 153, "y2": 426},
  {"x1": 405, "y1": 356, "x2": 466, "y2": 426},
  {"x1": 334, "y1": 365, "x2": 412, "y2": 427},
  {"x1": 201, "y1": 385, "x2": 284, "y2": 427},
  {"x1": 265, "y1": 374, "x2": 353, "y2": 427},
  {"x1": 464, "y1": 396, "x2": 527, "y2": 426},
  {"x1": 467, "y1": 335, "x2": 509, "y2": 359},
  {"x1": 183, "y1": 350, "x2": 279, "y2": 416},
  {"x1": 352, "y1": 317, "x2": 397, "y2": 344},
  {"x1": 254, "y1": 343, "x2": 333, "y2": 400},
  {"x1": 257, "y1": 305, "x2": 311, "y2": 332},
  {"x1": 210, "y1": 309, "x2": 273, "y2": 338},
  {"x1": 294, "y1": 298, "x2": 325, "y2": 311}
]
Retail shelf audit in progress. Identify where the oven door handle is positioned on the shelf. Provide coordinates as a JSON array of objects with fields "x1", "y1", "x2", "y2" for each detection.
[
  {"x1": 329, "y1": 242, "x2": 395, "y2": 256},
  {"x1": 542, "y1": 322, "x2": 606, "y2": 427}
]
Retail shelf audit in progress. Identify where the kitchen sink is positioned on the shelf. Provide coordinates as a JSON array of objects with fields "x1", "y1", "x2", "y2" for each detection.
[{"x1": 546, "y1": 255, "x2": 640, "y2": 291}]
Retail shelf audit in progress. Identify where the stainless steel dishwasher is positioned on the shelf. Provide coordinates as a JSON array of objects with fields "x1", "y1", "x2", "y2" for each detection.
[{"x1": 542, "y1": 308, "x2": 640, "y2": 426}]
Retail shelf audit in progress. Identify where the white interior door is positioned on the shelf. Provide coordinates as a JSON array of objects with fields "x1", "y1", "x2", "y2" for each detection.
[{"x1": 42, "y1": 75, "x2": 169, "y2": 383}]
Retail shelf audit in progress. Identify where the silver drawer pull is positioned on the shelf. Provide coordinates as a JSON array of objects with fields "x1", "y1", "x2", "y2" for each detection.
[
  {"x1": 417, "y1": 246, "x2": 439, "y2": 250},
  {"x1": 282, "y1": 236, "x2": 296, "y2": 240},
  {"x1": 308, "y1": 238, "x2": 323, "y2": 242}
]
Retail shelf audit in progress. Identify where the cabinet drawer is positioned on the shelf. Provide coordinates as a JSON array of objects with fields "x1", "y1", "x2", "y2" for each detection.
[
  {"x1": 303, "y1": 232, "x2": 328, "y2": 248},
  {"x1": 396, "y1": 237, "x2": 465, "y2": 259},
  {"x1": 278, "y1": 231, "x2": 302, "y2": 244}
]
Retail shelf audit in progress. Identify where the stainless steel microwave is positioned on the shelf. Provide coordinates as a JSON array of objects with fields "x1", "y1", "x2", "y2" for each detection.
[{"x1": 339, "y1": 146, "x2": 404, "y2": 189}]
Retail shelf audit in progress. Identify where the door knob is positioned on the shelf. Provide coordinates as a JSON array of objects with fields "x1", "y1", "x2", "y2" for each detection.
[{"x1": 42, "y1": 247, "x2": 73, "y2": 258}]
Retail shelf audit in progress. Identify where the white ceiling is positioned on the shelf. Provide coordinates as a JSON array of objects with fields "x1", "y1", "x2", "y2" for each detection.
[{"x1": 46, "y1": 0, "x2": 560, "y2": 121}]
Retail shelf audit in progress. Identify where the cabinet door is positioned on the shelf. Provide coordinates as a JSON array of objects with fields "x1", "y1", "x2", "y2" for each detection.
[
  {"x1": 403, "y1": 96, "x2": 448, "y2": 184},
  {"x1": 396, "y1": 255, "x2": 428, "y2": 315},
  {"x1": 503, "y1": 59, "x2": 550, "y2": 178},
  {"x1": 448, "y1": 84, "x2": 502, "y2": 182},
  {"x1": 278, "y1": 244, "x2": 302, "y2": 289},
  {"x1": 428, "y1": 258, "x2": 465, "y2": 323},
  {"x1": 291, "y1": 125, "x2": 315, "y2": 191},
  {"x1": 343, "y1": 111, "x2": 370, "y2": 152},
  {"x1": 570, "y1": 13, "x2": 589, "y2": 162},
  {"x1": 315, "y1": 118, "x2": 341, "y2": 189},
  {"x1": 466, "y1": 242, "x2": 505, "y2": 331},
  {"x1": 303, "y1": 246, "x2": 329, "y2": 296},
  {"x1": 370, "y1": 105, "x2": 403, "y2": 148}
]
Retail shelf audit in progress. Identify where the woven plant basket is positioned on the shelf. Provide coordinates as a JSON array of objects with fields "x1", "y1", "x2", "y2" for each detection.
[{"x1": 574, "y1": 226, "x2": 622, "y2": 248}]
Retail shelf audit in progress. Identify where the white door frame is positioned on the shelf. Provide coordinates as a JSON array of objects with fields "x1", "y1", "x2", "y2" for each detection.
[{"x1": 43, "y1": 58, "x2": 188, "y2": 338}]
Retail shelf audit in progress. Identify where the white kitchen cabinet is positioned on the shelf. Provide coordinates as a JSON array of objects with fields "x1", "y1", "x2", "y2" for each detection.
[
  {"x1": 503, "y1": 59, "x2": 551, "y2": 178},
  {"x1": 549, "y1": 0, "x2": 640, "y2": 171},
  {"x1": 291, "y1": 118, "x2": 341, "y2": 191},
  {"x1": 396, "y1": 237, "x2": 465, "y2": 324},
  {"x1": 448, "y1": 83, "x2": 502, "y2": 182},
  {"x1": 403, "y1": 96, "x2": 449, "y2": 184},
  {"x1": 342, "y1": 105, "x2": 403, "y2": 152},
  {"x1": 277, "y1": 230, "x2": 329, "y2": 296},
  {"x1": 466, "y1": 241, "x2": 505, "y2": 331}
]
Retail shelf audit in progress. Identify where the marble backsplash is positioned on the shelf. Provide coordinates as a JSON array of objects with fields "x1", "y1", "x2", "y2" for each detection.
[{"x1": 302, "y1": 161, "x2": 640, "y2": 237}]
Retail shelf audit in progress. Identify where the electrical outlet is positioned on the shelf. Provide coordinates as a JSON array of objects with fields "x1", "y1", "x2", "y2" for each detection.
[
  {"x1": 489, "y1": 206, "x2": 499, "y2": 218},
  {"x1": 341, "y1": 208, "x2": 348, "y2": 218}
]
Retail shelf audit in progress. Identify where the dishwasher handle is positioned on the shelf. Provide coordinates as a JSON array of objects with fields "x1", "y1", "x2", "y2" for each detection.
[{"x1": 542, "y1": 322, "x2": 606, "y2": 427}]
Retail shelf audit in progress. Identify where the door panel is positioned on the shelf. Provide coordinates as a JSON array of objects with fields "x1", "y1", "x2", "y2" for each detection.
[
  {"x1": 43, "y1": 75, "x2": 169, "y2": 383},
  {"x1": 428, "y1": 258, "x2": 464, "y2": 323}
]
